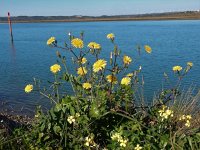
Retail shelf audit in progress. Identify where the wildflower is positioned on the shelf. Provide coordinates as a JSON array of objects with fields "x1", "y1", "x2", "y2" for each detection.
[
  {"x1": 134, "y1": 144, "x2": 142, "y2": 150},
  {"x1": 85, "y1": 136, "x2": 92, "y2": 147},
  {"x1": 88, "y1": 42, "x2": 101, "y2": 49},
  {"x1": 107, "y1": 33, "x2": 115, "y2": 39},
  {"x1": 159, "y1": 106, "x2": 173, "y2": 120},
  {"x1": 185, "y1": 120, "x2": 191, "y2": 127},
  {"x1": 111, "y1": 132, "x2": 122, "y2": 141},
  {"x1": 119, "y1": 139, "x2": 128, "y2": 147},
  {"x1": 77, "y1": 67, "x2": 87, "y2": 76},
  {"x1": 71, "y1": 38, "x2": 84, "y2": 48},
  {"x1": 67, "y1": 116, "x2": 75, "y2": 124},
  {"x1": 126, "y1": 73, "x2": 134, "y2": 77},
  {"x1": 47, "y1": 37, "x2": 56, "y2": 45},
  {"x1": 24, "y1": 84, "x2": 33, "y2": 93},
  {"x1": 81, "y1": 57, "x2": 87, "y2": 64},
  {"x1": 84, "y1": 135, "x2": 96, "y2": 147},
  {"x1": 123, "y1": 55, "x2": 132, "y2": 65},
  {"x1": 179, "y1": 115, "x2": 186, "y2": 121},
  {"x1": 83, "y1": 82, "x2": 92, "y2": 89},
  {"x1": 187, "y1": 62, "x2": 193, "y2": 67},
  {"x1": 106, "y1": 75, "x2": 117, "y2": 84},
  {"x1": 144, "y1": 45, "x2": 152, "y2": 53},
  {"x1": 93, "y1": 59, "x2": 107, "y2": 72},
  {"x1": 186, "y1": 115, "x2": 192, "y2": 120},
  {"x1": 75, "y1": 113, "x2": 80, "y2": 117},
  {"x1": 50, "y1": 64, "x2": 61, "y2": 74},
  {"x1": 162, "y1": 109, "x2": 173, "y2": 119},
  {"x1": 121, "y1": 77, "x2": 131, "y2": 85},
  {"x1": 173, "y1": 66, "x2": 182, "y2": 72}
]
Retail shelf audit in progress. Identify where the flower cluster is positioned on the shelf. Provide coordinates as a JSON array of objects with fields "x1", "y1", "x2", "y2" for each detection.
[
  {"x1": 67, "y1": 113, "x2": 80, "y2": 124},
  {"x1": 179, "y1": 114, "x2": 192, "y2": 127},
  {"x1": 111, "y1": 132, "x2": 128, "y2": 147},
  {"x1": 158, "y1": 105, "x2": 173, "y2": 121},
  {"x1": 84, "y1": 135, "x2": 97, "y2": 148},
  {"x1": 134, "y1": 144, "x2": 143, "y2": 150}
]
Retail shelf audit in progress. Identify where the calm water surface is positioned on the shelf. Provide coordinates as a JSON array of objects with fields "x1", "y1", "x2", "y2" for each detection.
[{"x1": 0, "y1": 20, "x2": 200, "y2": 113}]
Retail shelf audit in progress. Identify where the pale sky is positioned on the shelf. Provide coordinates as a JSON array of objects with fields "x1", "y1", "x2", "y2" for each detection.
[{"x1": 0, "y1": 0, "x2": 200, "y2": 16}]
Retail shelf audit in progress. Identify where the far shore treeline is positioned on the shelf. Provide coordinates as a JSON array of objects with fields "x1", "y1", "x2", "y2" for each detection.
[{"x1": 0, "y1": 11, "x2": 200, "y2": 23}]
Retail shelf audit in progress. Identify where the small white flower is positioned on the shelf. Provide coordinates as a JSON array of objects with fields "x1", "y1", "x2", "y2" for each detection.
[{"x1": 67, "y1": 116, "x2": 75, "y2": 124}]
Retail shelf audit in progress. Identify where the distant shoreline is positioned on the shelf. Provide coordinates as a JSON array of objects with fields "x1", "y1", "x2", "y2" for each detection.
[{"x1": 0, "y1": 11, "x2": 200, "y2": 23}]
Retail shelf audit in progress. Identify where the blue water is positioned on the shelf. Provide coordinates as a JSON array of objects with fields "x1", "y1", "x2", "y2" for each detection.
[{"x1": 0, "y1": 20, "x2": 200, "y2": 113}]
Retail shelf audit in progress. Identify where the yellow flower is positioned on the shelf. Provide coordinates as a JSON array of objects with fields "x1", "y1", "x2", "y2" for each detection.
[
  {"x1": 173, "y1": 66, "x2": 182, "y2": 72},
  {"x1": 106, "y1": 75, "x2": 117, "y2": 84},
  {"x1": 123, "y1": 55, "x2": 132, "y2": 65},
  {"x1": 93, "y1": 59, "x2": 107, "y2": 72},
  {"x1": 50, "y1": 64, "x2": 61, "y2": 74},
  {"x1": 83, "y1": 82, "x2": 92, "y2": 89},
  {"x1": 81, "y1": 57, "x2": 87, "y2": 64},
  {"x1": 134, "y1": 144, "x2": 142, "y2": 150},
  {"x1": 71, "y1": 38, "x2": 84, "y2": 48},
  {"x1": 47, "y1": 37, "x2": 56, "y2": 45},
  {"x1": 187, "y1": 62, "x2": 193, "y2": 67},
  {"x1": 126, "y1": 73, "x2": 134, "y2": 77},
  {"x1": 67, "y1": 116, "x2": 75, "y2": 124},
  {"x1": 185, "y1": 120, "x2": 191, "y2": 127},
  {"x1": 144, "y1": 45, "x2": 152, "y2": 53},
  {"x1": 107, "y1": 33, "x2": 115, "y2": 39},
  {"x1": 24, "y1": 84, "x2": 33, "y2": 93},
  {"x1": 119, "y1": 139, "x2": 128, "y2": 147},
  {"x1": 77, "y1": 67, "x2": 87, "y2": 76},
  {"x1": 88, "y1": 42, "x2": 101, "y2": 49},
  {"x1": 121, "y1": 77, "x2": 131, "y2": 85}
]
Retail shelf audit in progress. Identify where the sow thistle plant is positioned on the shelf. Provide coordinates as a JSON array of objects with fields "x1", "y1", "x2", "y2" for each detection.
[{"x1": 21, "y1": 32, "x2": 200, "y2": 149}]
